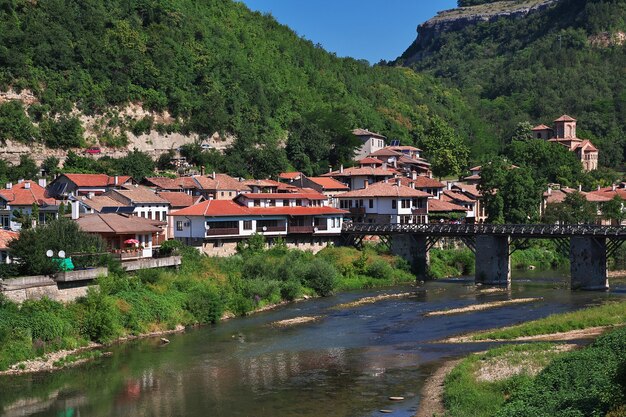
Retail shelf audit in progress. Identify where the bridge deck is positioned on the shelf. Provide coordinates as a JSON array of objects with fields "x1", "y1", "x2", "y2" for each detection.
[{"x1": 343, "y1": 223, "x2": 626, "y2": 238}]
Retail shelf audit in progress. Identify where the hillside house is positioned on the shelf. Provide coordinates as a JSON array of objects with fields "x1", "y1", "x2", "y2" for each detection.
[
  {"x1": 532, "y1": 115, "x2": 599, "y2": 171},
  {"x1": 0, "y1": 180, "x2": 59, "y2": 230},
  {"x1": 353, "y1": 128, "x2": 386, "y2": 160},
  {"x1": 321, "y1": 162, "x2": 398, "y2": 191},
  {"x1": 47, "y1": 174, "x2": 132, "y2": 198},
  {"x1": 335, "y1": 179, "x2": 430, "y2": 224}
]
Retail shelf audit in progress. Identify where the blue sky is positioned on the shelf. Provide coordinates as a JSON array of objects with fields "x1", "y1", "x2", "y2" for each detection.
[{"x1": 239, "y1": 0, "x2": 458, "y2": 64}]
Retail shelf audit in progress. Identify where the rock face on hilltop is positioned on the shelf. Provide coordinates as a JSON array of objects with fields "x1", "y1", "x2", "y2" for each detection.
[{"x1": 400, "y1": 0, "x2": 560, "y2": 63}]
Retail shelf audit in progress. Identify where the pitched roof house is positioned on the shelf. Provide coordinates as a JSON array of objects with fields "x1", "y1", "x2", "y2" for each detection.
[
  {"x1": 48, "y1": 174, "x2": 132, "y2": 198},
  {"x1": 0, "y1": 181, "x2": 59, "y2": 230}
]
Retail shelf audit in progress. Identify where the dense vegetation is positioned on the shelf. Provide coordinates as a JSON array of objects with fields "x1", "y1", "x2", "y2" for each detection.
[
  {"x1": 0, "y1": 0, "x2": 483, "y2": 178},
  {"x1": 0, "y1": 237, "x2": 414, "y2": 371},
  {"x1": 398, "y1": 0, "x2": 626, "y2": 168}
]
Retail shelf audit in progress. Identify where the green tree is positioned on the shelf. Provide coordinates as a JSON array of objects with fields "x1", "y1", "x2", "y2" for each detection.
[
  {"x1": 41, "y1": 156, "x2": 60, "y2": 177},
  {"x1": 40, "y1": 116, "x2": 84, "y2": 149},
  {"x1": 113, "y1": 149, "x2": 155, "y2": 181},
  {"x1": 420, "y1": 116, "x2": 469, "y2": 179},
  {"x1": 8, "y1": 218, "x2": 108, "y2": 276},
  {"x1": 11, "y1": 155, "x2": 39, "y2": 181},
  {"x1": 0, "y1": 102, "x2": 37, "y2": 144},
  {"x1": 510, "y1": 121, "x2": 534, "y2": 142},
  {"x1": 543, "y1": 191, "x2": 597, "y2": 225},
  {"x1": 602, "y1": 195, "x2": 624, "y2": 225}
]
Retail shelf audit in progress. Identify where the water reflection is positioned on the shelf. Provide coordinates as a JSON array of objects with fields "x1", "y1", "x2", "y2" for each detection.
[{"x1": 1, "y1": 276, "x2": 624, "y2": 417}]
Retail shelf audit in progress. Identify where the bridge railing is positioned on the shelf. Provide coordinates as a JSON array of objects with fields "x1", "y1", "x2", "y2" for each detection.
[{"x1": 342, "y1": 222, "x2": 626, "y2": 237}]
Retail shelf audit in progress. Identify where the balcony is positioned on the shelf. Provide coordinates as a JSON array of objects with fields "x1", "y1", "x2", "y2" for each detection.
[
  {"x1": 349, "y1": 207, "x2": 366, "y2": 215},
  {"x1": 313, "y1": 223, "x2": 328, "y2": 231},
  {"x1": 288, "y1": 225, "x2": 315, "y2": 234},
  {"x1": 256, "y1": 225, "x2": 286, "y2": 233},
  {"x1": 205, "y1": 228, "x2": 239, "y2": 236},
  {"x1": 112, "y1": 249, "x2": 144, "y2": 260},
  {"x1": 412, "y1": 207, "x2": 428, "y2": 215}
]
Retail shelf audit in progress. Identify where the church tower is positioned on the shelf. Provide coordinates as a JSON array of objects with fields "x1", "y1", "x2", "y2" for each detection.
[{"x1": 554, "y1": 115, "x2": 577, "y2": 139}]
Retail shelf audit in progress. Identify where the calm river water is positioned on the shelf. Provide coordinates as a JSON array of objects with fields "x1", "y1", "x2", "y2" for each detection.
[{"x1": 2, "y1": 271, "x2": 625, "y2": 417}]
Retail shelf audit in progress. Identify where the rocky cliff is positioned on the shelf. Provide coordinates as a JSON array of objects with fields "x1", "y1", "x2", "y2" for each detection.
[{"x1": 399, "y1": 0, "x2": 560, "y2": 63}]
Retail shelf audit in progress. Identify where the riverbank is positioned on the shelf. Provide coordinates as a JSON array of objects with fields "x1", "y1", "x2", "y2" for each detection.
[
  {"x1": 424, "y1": 298, "x2": 626, "y2": 416},
  {"x1": 0, "y1": 242, "x2": 416, "y2": 373}
]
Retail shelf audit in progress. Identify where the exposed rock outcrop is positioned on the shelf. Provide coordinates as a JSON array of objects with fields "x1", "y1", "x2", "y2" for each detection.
[{"x1": 401, "y1": 0, "x2": 560, "y2": 63}]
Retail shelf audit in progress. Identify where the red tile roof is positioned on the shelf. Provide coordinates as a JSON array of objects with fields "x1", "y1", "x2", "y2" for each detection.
[
  {"x1": 388, "y1": 145, "x2": 422, "y2": 152},
  {"x1": 157, "y1": 192, "x2": 203, "y2": 208},
  {"x1": 369, "y1": 148, "x2": 402, "y2": 157},
  {"x1": 544, "y1": 187, "x2": 611, "y2": 204},
  {"x1": 143, "y1": 177, "x2": 194, "y2": 191},
  {"x1": 305, "y1": 177, "x2": 350, "y2": 190},
  {"x1": 0, "y1": 181, "x2": 56, "y2": 206},
  {"x1": 241, "y1": 192, "x2": 328, "y2": 200},
  {"x1": 0, "y1": 230, "x2": 19, "y2": 250},
  {"x1": 194, "y1": 174, "x2": 251, "y2": 192},
  {"x1": 278, "y1": 172, "x2": 302, "y2": 180},
  {"x1": 109, "y1": 187, "x2": 169, "y2": 204},
  {"x1": 532, "y1": 124, "x2": 552, "y2": 131},
  {"x1": 428, "y1": 199, "x2": 468, "y2": 212},
  {"x1": 62, "y1": 174, "x2": 131, "y2": 187},
  {"x1": 392, "y1": 176, "x2": 445, "y2": 189},
  {"x1": 357, "y1": 157, "x2": 383, "y2": 165},
  {"x1": 336, "y1": 181, "x2": 431, "y2": 199},
  {"x1": 442, "y1": 190, "x2": 475, "y2": 203},
  {"x1": 321, "y1": 166, "x2": 398, "y2": 178},
  {"x1": 80, "y1": 195, "x2": 125, "y2": 212},
  {"x1": 242, "y1": 179, "x2": 283, "y2": 188},
  {"x1": 554, "y1": 114, "x2": 576, "y2": 122},
  {"x1": 452, "y1": 183, "x2": 483, "y2": 198},
  {"x1": 171, "y1": 200, "x2": 346, "y2": 217}
]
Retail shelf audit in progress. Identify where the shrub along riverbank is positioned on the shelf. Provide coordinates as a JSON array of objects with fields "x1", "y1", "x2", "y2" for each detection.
[{"x1": 0, "y1": 240, "x2": 415, "y2": 371}]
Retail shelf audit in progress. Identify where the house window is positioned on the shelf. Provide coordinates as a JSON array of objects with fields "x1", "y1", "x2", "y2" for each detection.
[
  {"x1": 296, "y1": 199, "x2": 302, "y2": 206},
  {"x1": 392, "y1": 200, "x2": 397, "y2": 209},
  {"x1": 254, "y1": 199, "x2": 260, "y2": 207},
  {"x1": 221, "y1": 192, "x2": 225, "y2": 197},
  {"x1": 283, "y1": 199, "x2": 289, "y2": 207},
  {"x1": 402, "y1": 199, "x2": 410, "y2": 209},
  {"x1": 148, "y1": 211, "x2": 152, "y2": 219},
  {"x1": 369, "y1": 199, "x2": 373, "y2": 209},
  {"x1": 268, "y1": 199, "x2": 276, "y2": 207},
  {"x1": 176, "y1": 221, "x2": 183, "y2": 231},
  {"x1": 359, "y1": 199, "x2": 364, "y2": 208},
  {"x1": 243, "y1": 220, "x2": 252, "y2": 230}
]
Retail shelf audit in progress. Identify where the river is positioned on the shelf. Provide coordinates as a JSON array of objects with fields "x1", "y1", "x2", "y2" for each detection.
[{"x1": 2, "y1": 271, "x2": 625, "y2": 417}]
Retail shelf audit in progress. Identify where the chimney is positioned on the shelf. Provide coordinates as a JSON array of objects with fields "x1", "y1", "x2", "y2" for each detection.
[
  {"x1": 411, "y1": 170, "x2": 417, "y2": 181},
  {"x1": 363, "y1": 181, "x2": 368, "y2": 189},
  {"x1": 410, "y1": 182, "x2": 415, "y2": 189},
  {"x1": 212, "y1": 171, "x2": 216, "y2": 180},
  {"x1": 71, "y1": 200, "x2": 80, "y2": 220},
  {"x1": 201, "y1": 166, "x2": 205, "y2": 176},
  {"x1": 38, "y1": 178, "x2": 47, "y2": 188},
  {"x1": 17, "y1": 179, "x2": 24, "y2": 184},
  {"x1": 328, "y1": 166, "x2": 333, "y2": 173},
  {"x1": 547, "y1": 186, "x2": 552, "y2": 196},
  {"x1": 88, "y1": 191, "x2": 95, "y2": 199},
  {"x1": 597, "y1": 185, "x2": 601, "y2": 191},
  {"x1": 396, "y1": 178, "x2": 402, "y2": 187},
  {"x1": 5, "y1": 182, "x2": 11, "y2": 190},
  {"x1": 612, "y1": 184, "x2": 617, "y2": 192},
  {"x1": 393, "y1": 159, "x2": 397, "y2": 168},
  {"x1": 114, "y1": 176, "x2": 119, "y2": 186},
  {"x1": 382, "y1": 162, "x2": 387, "y2": 170},
  {"x1": 340, "y1": 165, "x2": 344, "y2": 174},
  {"x1": 578, "y1": 184, "x2": 582, "y2": 192},
  {"x1": 24, "y1": 182, "x2": 30, "y2": 190}
]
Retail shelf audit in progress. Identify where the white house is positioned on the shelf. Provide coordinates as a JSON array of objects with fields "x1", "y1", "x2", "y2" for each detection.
[
  {"x1": 335, "y1": 179, "x2": 430, "y2": 224},
  {"x1": 353, "y1": 128, "x2": 386, "y2": 161}
]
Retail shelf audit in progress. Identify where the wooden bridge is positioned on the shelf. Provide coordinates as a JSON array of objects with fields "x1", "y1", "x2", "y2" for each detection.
[{"x1": 342, "y1": 223, "x2": 626, "y2": 290}]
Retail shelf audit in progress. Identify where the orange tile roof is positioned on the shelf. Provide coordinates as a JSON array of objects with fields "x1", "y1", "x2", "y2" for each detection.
[
  {"x1": 0, "y1": 229, "x2": 19, "y2": 250},
  {"x1": 544, "y1": 187, "x2": 611, "y2": 204},
  {"x1": 452, "y1": 183, "x2": 482, "y2": 198},
  {"x1": 80, "y1": 195, "x2": 125, "y2": 212},
  {"x1": 109, "y1": 187, "x2": 169, "y2": 204},
  {"x1": 554, "y1": 114, "x2": 576, "y2": 122},
  {"x1": 0, "y1": 181, "x2": 56, "y2": 206},
  {"x1": 321, "y1": 166, "x2": 398, "y2": 178},
  {"x1": 278, "y1": 172, "x2": 302, "y2": 180},
  {"x1": 442, "y1": 190, "x2": 475, "y2": 203},
  {"x1": 369, "y1": 148, "x2": 402, "y2": 157},
  {"x1": 241, "y1": 192, "x2": 328, "y2": 200},
  {"x1": 242, "y1": 179, "x2": 283, "y2": 188},
  {"x1": 157, "y1": 192, "x2": 203, "y2": 208},
  {"x1": 357, "y1": 157, "x2": 383, "y2": 165},
  {"x1": 391, "y1": 176, "x2": 445, "y2": 189},
  {"x1": 388, "y1": 145, "x2": 422, "y2": 152},
  {"x1": 428, "y1": 199, "x2": 468, "y2": 212},
  {"x1": 143, "y1": 177, "x2": 193, "y2": 190},
  {"x1": 305, "y1": 177, "x2": 350, "y2": 190},
  {"x1": 62, "y1": 174, "x2": 131, "y2": 187},
  {"x1": 336, "y1": 181, "x2": 431, "y2": 199},
  {"x1": 194, "y1": 174, "x2": 251, "y2": 192},
  {"x1": 532, "y1": 124, "x2": 552, "y2": 131},
  {"x1": 171, "y1": 200, "x2": 346, "y2": 217}
]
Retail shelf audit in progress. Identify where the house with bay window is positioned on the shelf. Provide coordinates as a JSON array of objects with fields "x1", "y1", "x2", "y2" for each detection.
[{"x1": 170, "y1": 192, "x2": 346, "y2": 256}]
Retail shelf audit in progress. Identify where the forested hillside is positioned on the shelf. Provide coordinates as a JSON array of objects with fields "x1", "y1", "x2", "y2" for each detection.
[
  {"x1": 0, "y1": 0, "x2": 485, "y2": 178},
  {"x1": 397, "y1": 0, "x2": 626, "y2": 168}
]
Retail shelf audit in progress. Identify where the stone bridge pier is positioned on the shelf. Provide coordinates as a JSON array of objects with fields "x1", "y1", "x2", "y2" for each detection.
[
  {"x1": 475, "y1": 235, "x2": 511, "y2": 286},
  {"x1": 391, "y1": 235, "x2": 429, "y2": 280},
  {"x1": 570, "y1": 236, "x2": 608, "y2": 290}
]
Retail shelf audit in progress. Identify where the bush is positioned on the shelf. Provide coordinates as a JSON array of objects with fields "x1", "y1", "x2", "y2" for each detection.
[
  {"x1": 77, "y1": 288, "x2": 121, "y2": 343},
  {"x1": 302, "y1": 259, "x2": 338, "y2": 296},
  {"x1": 186, "y1": 283, "x2": 224, "y2": 324},
  {"x1": 366, "y1": 259, "x2": 394, "y2": 280},
  {"x1": 280, "y1": 279, "x2": 303, "y2": 301}
]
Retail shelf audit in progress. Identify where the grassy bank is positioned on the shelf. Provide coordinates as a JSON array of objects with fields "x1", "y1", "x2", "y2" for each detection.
[
  {"x1": 472, "y1": 300, "x2": 626, "y2": 341},
  {"x1": 444, "y1": 343, "x2": 565, "y2": 417},
  {"x1": 0, "y1": 241, "x2": 414, "y2": 371},
  {"x1": 429, "y1": 241, "x2": 569, "y2": 279}
]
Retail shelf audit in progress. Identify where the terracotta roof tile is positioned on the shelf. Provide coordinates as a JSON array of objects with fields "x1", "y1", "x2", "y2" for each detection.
[
  {"x1": 157, "y1": 192, "x2": 202, "y2": 208},
  {"x1": 76, "y1": 213, "x2": 164, "y2": 234},
  {"x1": 428, "y1": 199, "x2": 468, "y2": 212},
  {"x1": 62, "y1": 174, "x2": 131, "y2": 187},
  {"x1": 357, "y1": 157, "x2": 383, "y2": 165},
  {"x1": 554, "y1": 114, "x2": 576, "y2": 122},
  {"x1": 171, "y1": 200, "x2": 346, "y2": 218},
  {"x1": 321, "y1": 166, "x2": 398, "y2": 178},
  {"x1": 352, "y1": 128, "x2": 386, "y2": 138},
  {"x1": 0, "y1": 230, "x2": 19, "y2": 250},
  {"x1": 109, "y1": 187, "x2": 169, "y2": 204},
  {"x1": 0, "y1": 181, "x2": 56, "y2": 206},
  {"x1": 442, "y1": 190, "x2": 475, "y2": 203},
  {"x1": 278, "y1": 172, "x2": 302, "y2": 180},
  {"x1": 194, "y1": 174, "x2": 251, "y2": 192},
  {"x1": 241, "y1": 192, "x2": 328, "y2": 200},
  {"x1": 336, "y1": 181, "x2": 431, "y2": 199},
  {"x1": 80, "y1": 195, "x2": 125, "y2": 212},
  {"x1": 305, "y1": 177, "x2": 350, "y2": 190},
  {"x1": 392, "y1": 176, "x2": 445, "y2": 189}
]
